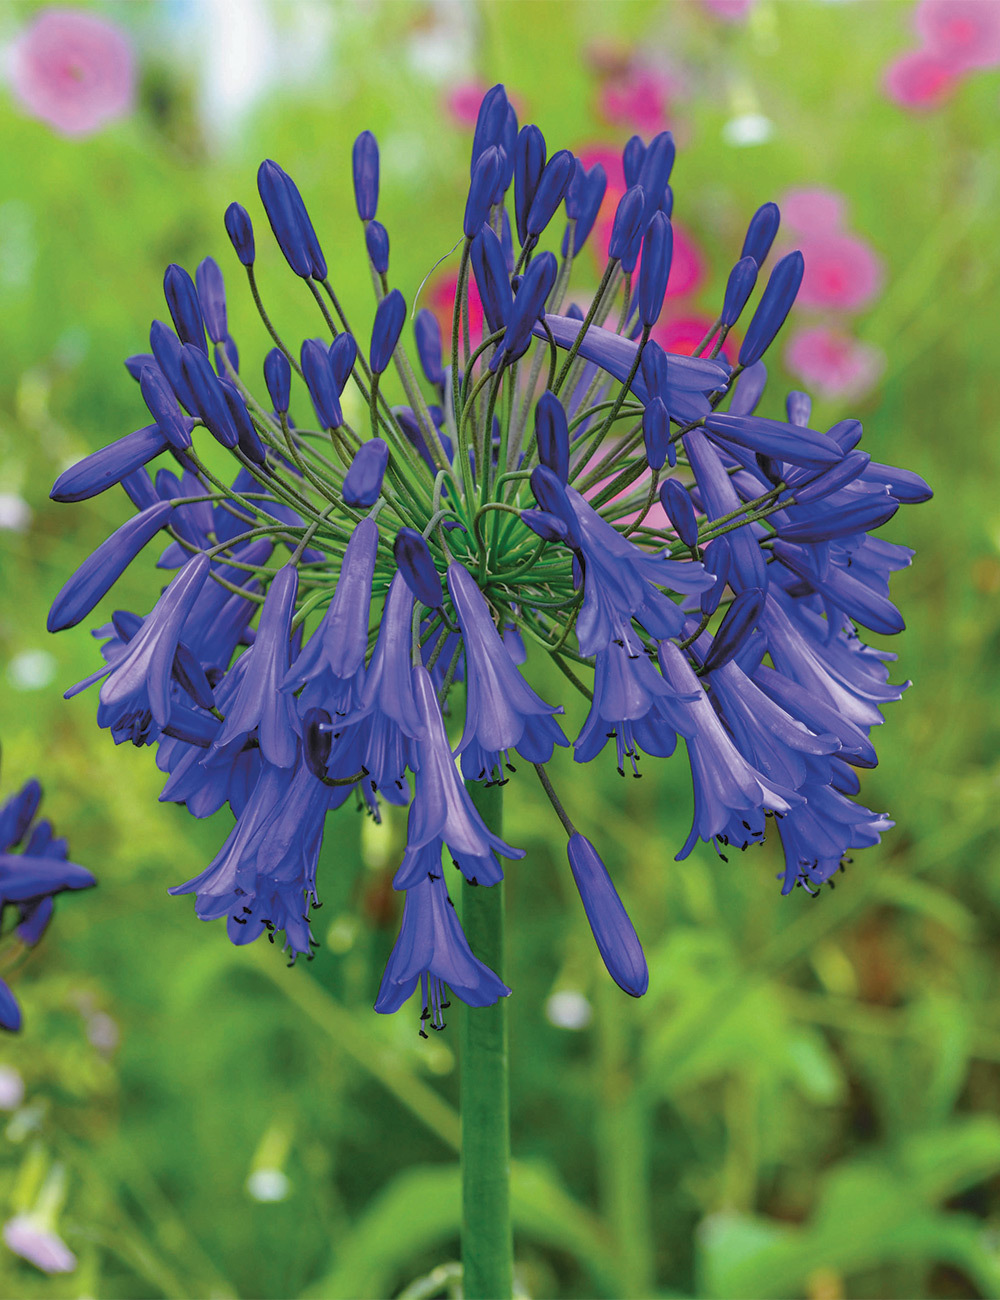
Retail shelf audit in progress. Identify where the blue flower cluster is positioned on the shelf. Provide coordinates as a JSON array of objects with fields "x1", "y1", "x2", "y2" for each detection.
[
  {"x1": 48, "y1": 85, "x2": 930, "y2": 1030},
  {"x1": 0, "y1": 774, "x2": 95, "y2": 1031}
]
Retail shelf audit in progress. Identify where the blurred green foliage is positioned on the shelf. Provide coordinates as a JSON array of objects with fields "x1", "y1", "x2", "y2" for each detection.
[{"x1": 0, "y1": 1, "x2": 997, "y2": 1297}]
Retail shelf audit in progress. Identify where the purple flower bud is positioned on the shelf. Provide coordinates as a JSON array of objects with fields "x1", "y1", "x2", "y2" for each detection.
[
  {"x1": 394, "y1": 528, "x2": 443, "y2": 608},
  {"x1": 520, "y1": 508, "x2": 570, "y2": 543},
  {"x1": 498, "y1": 103, "x2": 518, "y2": 198},
  {"x1": 352, "y1": 130, "x2": 379, "y2": 220},
  {"x1": 514, "y1": 124, "x2": 546, "y2": 245},
  {"x1": 642, "y1": 395, "x2": 670, "y2": 470},
  {"x1": 535, "y1": 390, "x2": 569, "y2": 483},
  {"x1": 490, "y1": 250, "x2": 557, "y2": 370},
  {"x1": 529, "y1": 463, "x2": 581, "y2": 547},
  {"x1": 51, "y1": 425, "x2": 169, "y2": 503},
  {"x1": 139, "y1": 365, "x2": 192, "y2": 450},
  {"x1": 566, "y1": 834, "x2": 648, "y2": 997},
  {"x1": 638, "y1": 210, "x2": 673, "y2": 327},
  {"x1": 149, "y1": 320, "x2": 196, "y2": 413},
  {"x1": 215, "y1": 337, "x2": 239, "y2": 377},
  {"x1": 703, "y1": 411, "x2": 841, "y2": 469},
  {"x1": 720, "y1": 255, "x2": 758, "y2": 328},
  {"x1": 163, "y1": 264, "x2": 207, "y2": 352},
  {"x1": 414, "y1": 309, "x2": 445, "y2": 389},
  {"x1": 365, "y1": 220, "x2": 389, "y2": 275},
  {"x1": 471, "y1": 84, "x2": 509, "y2": 172},
  {"x1": 827, "y1": 418, "x2": 863, "y2": 452},
  {"x1": 301, "y1": 338, "x2": 342, "y2": 429},
  {"x1": 180, "y1": 344, "x2": 238, "y2": 448},
  {"x1": 342, "y1": 438, "x2": 389, "y2": 507},
  {"x1": 786, "y1": 390, "x2": 811, "y2": 427},
  {"x1": 787, "y1": 450, "x2": 870, "y2": 504},
  {"x1": 124, "y1": 353, "x2": 155, "y2": 381},
  {"x1": 224, "y1": 202, "x2": 255, "y2": 266},
  {"x1": 48, "y1": 501, "x2": 174, "y2": 632},
  {"x1": 526, "y1": 149, "x2": 574, "y2": 237},
  {"x1": 471, "y1": 225, "x2": 514, "y2": 334},
  {"x1": 636, "y1": 130, "x2": 675, "y2": 214},
  {"x1": 660, "y1": 478, "x2": 699, "y2": 547},
  {"x1": 329, "y1": 332, "x2": 358, "y2": 392},
  {"x1": 728, "y1": 360, "x2": 768, "y2": 416},
  {"x1": 738, "y1": 251, "x2": 804, "y2": 367},
  {"x1": 370, "y1": 288, "x2": 406, "y2": 375},
  {"x1": 264, "y1": 347, "x2": 291, "y2": 413},
  {"x1": 218, "y1": 376, "x2": 266, "y2": 465},
  {"x1": 563, "y1": 162, "x2": 606, "y2": 257},
  {"x1": 775, "y1": 491, "x2": 898, "y2": 542},
  {"x1": 741, "y1": 201, "x2": 780, "y2": 266},
  {"x1": 195, "y1": 257, "x2": 227, "y2": 344},
  {"x1": 640, "y1": 337, "x2": 668, "y2": 397},
  {"x1": 608, "y1": 185, "x2": 646, "y2": 263},
  {"x1": 622, "y1": 134, "x2": 646, "y2": 187},
  {"x1": 257, "y1": 160, "x2": 326, "y2": 279},
  {"x1": 700, "y1": 537, "x2": 731, "y2": 615},
  {"x1": 702, "y1": 587, "x2": 765, "y2": 672},
  {"x1": 464, "y1": 145, "x2": 503, "y2": 238}
]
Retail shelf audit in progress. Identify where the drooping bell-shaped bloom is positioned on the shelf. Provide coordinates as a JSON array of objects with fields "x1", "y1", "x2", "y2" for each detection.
[
  {"x1": 211, "y1": 564, "x2": 300, "y2": 767},
  {"x1": 285, "y1": 517, "x2": 378, "y2": 710},
  {"x1": 375, "y1": 872, "x2": 510, "y2": 1031},
  {"x1": 65, "y1": 554, "x2": 211, "y2": 746},
  {"x1": 447, "y1": 562, "x2": 567, "y2": 781},
  {"x1": 566, "y1": 834, "x2": 648, "y2": 997},
  {"x1": 658, "y1": 639, "x2": 800, "y2": 859},
  {"x1": 407, "y1": 666, "x2": 525, "y2": 878}
]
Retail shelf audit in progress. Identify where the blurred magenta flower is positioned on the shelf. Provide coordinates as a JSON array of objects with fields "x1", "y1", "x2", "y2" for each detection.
[
  {"x1": 8, "y1": 8, "x2": 135, "y2": 138},
  {"x1": 795, "y1": 232, "x2": 883, "y2": 311},
  {"x1": 785, "y1": 325, "x2": 885, "y2": 399},
  {"x1": 883, "y1": 46, "x2": 959, "y2": 110},
  {"x1": 700, "y1": 0, "x2": 755, "y2": 20},
  {"x1": 781, "y1": 187, "x2": 847, "y2": 235},
  {"x1": 599, "y1": 65, "x2": 673, "y2": 133},
  {"x1": 652, "y1": 314, "x2": 736, "y2": 364},
  {"x1": 2, "y1": 1215, "x2": 76, "y2": 1274},
  {"x1": 915, "y1": 0, "x2": 1000, "y2": 70},
  {"x1": 664, "y1": 221, "x2": 705, "y2": 298},
  {"x1": 446, "y1": 81, "x2": 491, "y2": 128}
]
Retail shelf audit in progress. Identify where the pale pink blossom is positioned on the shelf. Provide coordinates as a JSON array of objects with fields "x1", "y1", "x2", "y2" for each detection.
[
  {"x1": 796, "y1": 232, "x2": 884, "y2": 312},
  {"x1": 8, "y1": 8, "x2": 135, "y2": 137},
  {"x1": 651, "y1": 314, "x2": 736, "y2": 364},
  {"x1": 915, "y1": 0, "x2": 1000, "y2": 71},
  {"x1": 445, "y1": 82, "x2": 491, "y2": 128},
  {"x1": 599, "y1": 66, "x2": 673, "y2": 134},
  {"x1": 701, "y1": 0, "x2": 756, "y2": 20},
  {"x1": 2, "y1": 1216, "x2": 76, "y2": 1274},
  {"x1": 780, "y1": 187, "x2": 847, "y2": 236},
  {"x1": 883, "y1": 47, "x2": 959, "y2": 110},
  {"x1": 785, "y1": 326, "x2": 885, "y2": 399}
]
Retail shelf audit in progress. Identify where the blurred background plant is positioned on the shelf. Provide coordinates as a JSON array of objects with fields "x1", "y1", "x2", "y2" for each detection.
[{"x1": 0, "y1": 0, "x2": 996, "y2": 1296}]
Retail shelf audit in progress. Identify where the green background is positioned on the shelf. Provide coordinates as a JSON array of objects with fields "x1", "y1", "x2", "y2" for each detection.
[{"x1": 0, "y1": 1, "x2": 995, "y2": 1296}]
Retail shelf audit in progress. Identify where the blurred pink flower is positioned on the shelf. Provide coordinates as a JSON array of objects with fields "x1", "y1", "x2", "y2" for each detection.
[
  {"x1": 8, "y1": 8, "x2": 135, "y2": 137},
  {"x1": 665, "y1": 222, "x2": 705, "y2": 299},
  {"x1": 445, "y1": 81, "x2": 490, "y2": 128},
  {"x1": 883, "y1": 47, "x2": 958, "y2": 110},
  {"x1": 796, "y1": 232, "x2": 883, "y2": 311},
  {"x1": 785, "y1": 326, "x2": 884, "y2": 399},
  {"x1": 651, "y1": 314, "x2": 736, "y2": 363},
  {"x1": 599, "y1": 66, "x2": 673, "y2": 134},
  {"x1": 915, "y1": 0, "x2": 1000, "y2": 71},
  {"x1": 701, "y1": 0, "x2": 756, "y2": 20},
  {"x1": 426, "y1": 270, "x2": 484, "y2": 351},
  {"x1": 2, "y1": 1216, "x2": 76, "y2": 1274},
  {"x1": 780, "y1": 187, "x2": 847, "y2": 235}
]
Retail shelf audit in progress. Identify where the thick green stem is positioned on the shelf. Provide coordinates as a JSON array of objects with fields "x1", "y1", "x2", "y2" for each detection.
[{"x1": 460, "y1": 781, "x2": 513, "y2": 1300}]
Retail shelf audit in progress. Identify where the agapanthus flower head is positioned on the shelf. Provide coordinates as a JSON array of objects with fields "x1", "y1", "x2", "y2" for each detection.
[{"x1": 47, "y1": 83, "x2": 929, "y2": 1028}]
